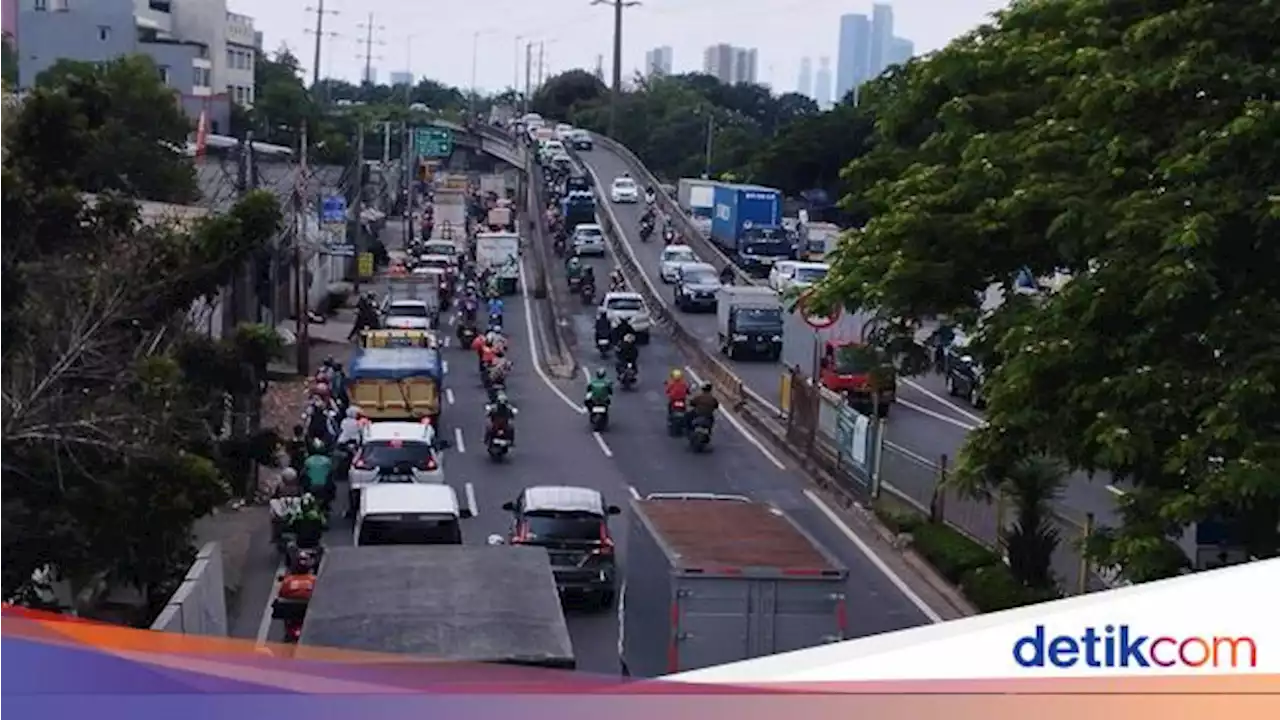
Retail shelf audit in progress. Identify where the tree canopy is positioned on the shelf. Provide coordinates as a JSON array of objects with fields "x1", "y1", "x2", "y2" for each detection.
[
  {"x1": 817, "y1": 0, "x2": 1280, "y2": 580},
  {"x1": 2, "y1": 55, "x2": 284, "y2": 616}
]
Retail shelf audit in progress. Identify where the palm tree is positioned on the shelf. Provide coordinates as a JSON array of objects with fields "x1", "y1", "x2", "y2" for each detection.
[{"x1": 1001, "y1": 456, "x2": 1067, "y2": 592}]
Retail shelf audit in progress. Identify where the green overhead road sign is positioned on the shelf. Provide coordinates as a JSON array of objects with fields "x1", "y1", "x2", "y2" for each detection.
[{"x1": 414, "y1": 127, "x2": 454, "y2": 158}]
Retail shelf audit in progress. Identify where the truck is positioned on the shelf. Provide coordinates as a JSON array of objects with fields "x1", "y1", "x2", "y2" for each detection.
[
  {"x1": 476, "y1": 231, "x2": 521, "y2": 295},
  {"x1": 709, "y1": 184, "x2": 793, "y2": 276},
  {"x1": 779, "y1": 310, "x2": 896, "y2": 417},
  {"x1": 799, "y1": 221, "x2": 843, "y2": 261},
  {"x1": 431, "y1": 189, "x2": 469, "y2": 241},
  {"x1": 295, "y1": 546, "x2": 576, "y2": 669},
  {"x1": 677, "y1": 178, "x2": 717, "y2": 219},
  {"x1": 716, "y1": 286, "x2": 784, "y2": 361},
  {"x1": 619, "y1": 493, "x2": 848, "y2": 678},
  {"x1": 347, "y1": 346, "x2": 444, "y2": 422},
  {"x1": 562, "y1": 190, "x2": 596, "y2": 232}
]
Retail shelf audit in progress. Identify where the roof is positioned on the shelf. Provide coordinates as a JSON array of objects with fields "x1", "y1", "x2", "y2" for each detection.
[
  {"x1": 361, "y1": 484, "x2": 460, "y2": 516},
  {"x1": 574, "y1": 224, "x2": 603, "y2": 232},
  {"x1": 792, "y1": 261, "x2": 830, "y2": 270},
  {"x1": 635, "y1": 496, "x2": 839, "y2": 571},
  {"x1": 349, "y1": 348, "x2": 441, "y2": 381},
  {"x1": 363, "y1": 421, "x2": 435, "y2": 443},
  {"x1": 661, "y1": 245, "x2": 695, "y2": 256},
  {"x1": 299, "y1": 546, "x2": 575, "y2": 667},
  {"x1": 388, "y1": 298, "x2": 433, "y2": 307},
  {"x1": 681, "y1": 262, "x2": 717, "y2": 273},
  {"x1": 522, "y1": 486, "x2": 605, "y2": 515}
]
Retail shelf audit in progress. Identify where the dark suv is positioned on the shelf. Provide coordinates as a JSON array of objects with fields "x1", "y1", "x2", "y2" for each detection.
[
  {"x1": 944, "y1": 342, "x2": 986, "y2": 408},
  {"x1": 502, "y1": 486, "x2": 621, "y2": 608}
]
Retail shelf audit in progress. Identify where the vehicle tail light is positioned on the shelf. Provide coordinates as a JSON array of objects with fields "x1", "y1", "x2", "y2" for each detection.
[
  {"x1": 671, "y1": 400, "x2": 685, "y2": 410},
  {"x1": 286, "y1": 623, "x2": 303, "y2": 641},
  {"x1": 595, "y1": 524, "x2": 615, "y2": 555},
  {"x1": 421, "y1": 455, "x2": 438, "y2": 472},
  {"x1": 351, "y1": 453, "x2": 368, "y2": 470},
  {"x1": 512, "y1": 522, "x2": 530, "y2": 544}
]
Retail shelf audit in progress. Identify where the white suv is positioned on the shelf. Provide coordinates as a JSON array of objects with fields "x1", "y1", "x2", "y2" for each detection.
[
  {"x1": 600, "y1": 291, "x2": 652, "y2": 344},
  {"x1": 348, "y1": 421, "x2": 448, "y2": 513}
]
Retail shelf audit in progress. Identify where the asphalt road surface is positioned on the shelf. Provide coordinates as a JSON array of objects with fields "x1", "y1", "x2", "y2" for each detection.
[{"x1": 574, "y1": 141, "x2": 1122, "y2": 528}]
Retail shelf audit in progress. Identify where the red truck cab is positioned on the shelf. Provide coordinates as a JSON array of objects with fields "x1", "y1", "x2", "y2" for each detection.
[{"x1": 818, "y1": 341, "x2": 895, "y2": 417}]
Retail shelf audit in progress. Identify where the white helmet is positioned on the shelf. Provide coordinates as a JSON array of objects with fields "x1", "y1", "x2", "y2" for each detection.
[{"x1": 486, "y1": 534, "x2": 506, "y2": 546}]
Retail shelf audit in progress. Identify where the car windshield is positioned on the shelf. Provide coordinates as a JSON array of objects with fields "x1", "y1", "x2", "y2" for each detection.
[
  {"x1": 576, "y1": 227, "x2": 602, "y2": 238},
  {"x1": 663, "y1": 249, "x2": 695, "y2": 263},
  {"x1": 358, "y1": 517, "x2": 461, "y2": 546},
  {"x1": 832, "y1": 345, "x2": 880, "y2": 375},
  {"x1": 607, "y1": 297, "x2": 644, "y2": 312},
  {"x1": 360, "y1": 441, "x2": 433, "y2": 469},
  {"x1": 388, "y1": 304, "x2": 429, "y2": 318},
  {"x1": 613, "y1": 179, "x2": 635, "y2": 189},
  {"x1": 683, "y1": 270, "x2": 718, "y2": 285},
  {"x1": 425, "y1": 244, "x2": 456, "y2": 255},
  {"x1": 523, "y1": 512, "x2": 604, "y2": 542},
  {"x1": 796, "y1": 267, "x2": 828, "y2": 283},
  {"x1": 419, "y1": 258, "x2": 451, "y2": 269},
  {"x1": 736, "y1": 308, "x2": 782, "y2": 330}
]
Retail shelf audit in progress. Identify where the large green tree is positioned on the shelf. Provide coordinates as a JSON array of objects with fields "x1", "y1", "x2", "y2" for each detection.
[{"x1": 819, "y1": 0, "x2": 1280, "y2": 581}]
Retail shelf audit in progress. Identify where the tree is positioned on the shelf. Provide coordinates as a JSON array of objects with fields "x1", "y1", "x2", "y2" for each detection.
[
  {"x1": 24, "y1": 56, "x2": 198, "y2": 204},
  {"x1": 819, "y1": 0, "x2": 1280, "y2": 581},
  {"x1": 531, "y1": 70, "x2": 608, "y2": 124},
  {"x1": 751, "y1": 102, "x2": 874, "y2": 200},
  {"x1": 999, "y1": 457, "x2": 1067, "y2": 592}
]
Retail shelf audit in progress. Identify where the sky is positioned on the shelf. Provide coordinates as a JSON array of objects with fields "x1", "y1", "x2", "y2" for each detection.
[{"x1": 237, "y1": 0, "x2": 1010, "y2": 94}]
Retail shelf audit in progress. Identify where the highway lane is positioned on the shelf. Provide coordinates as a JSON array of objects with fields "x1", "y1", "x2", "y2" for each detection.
[{"x1": 575, "y1": 143, "x2": 1121, "y2": 526}]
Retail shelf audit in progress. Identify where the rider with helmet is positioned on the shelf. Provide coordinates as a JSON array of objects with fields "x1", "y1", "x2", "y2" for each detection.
[
  {"x1": 688, "y1": 382, "x2": 720, "y2": 428},
  {"x1": 664, "y1": 368, "x2": 691, "y2": 406},
  {"x1": 584, "y1": 368, "x2": 614, "y2": 409},
  {"x1": 615, "y1": 332, "x2": 640, "y2": 375},
  {"x1": 484, "y1": 390, "x2": 518, "y2": 446}
]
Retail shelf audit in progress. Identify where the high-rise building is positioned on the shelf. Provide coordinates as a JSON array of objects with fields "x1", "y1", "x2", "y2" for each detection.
[
  {"x1": 390, "y1": 71, "x2": 413, "y2": 86},
  {"x1": 836, "y1": 13, "x2": 871, "y2": 104},
  {"x1": 644, "y1": 45, "x2": 673, "y2": 76},
  {"x1": 732, "y1": 47, "x2": 758, "y2": 84},
  {"x1": 703, "y1": 43, "x2": 756, "y2": 85},
  {"x1": 869, "y1": 3, "x2": 895, "y2": 77},
  {"x1": 797, "y1": 57, "x2": 813, "y2": 98},
  {"x1": 814, "y1": 56, "x2": 832, "y2": 110},
  {"x1": 887, "y1": 36, "x2": 914, "y2": 67}
]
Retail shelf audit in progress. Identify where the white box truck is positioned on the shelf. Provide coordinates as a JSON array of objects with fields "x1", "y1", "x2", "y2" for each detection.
[{"x1": 476, "y1": 231, "x2": 521, "y2": 295}]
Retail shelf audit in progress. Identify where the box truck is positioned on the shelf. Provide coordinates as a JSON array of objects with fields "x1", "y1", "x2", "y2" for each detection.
[
  {"x1": 677, "y1": 178, "x2": 717, "y2": 219},
  {"x1": 709, "y1": 184, "x2": 792, "y2": 276}
]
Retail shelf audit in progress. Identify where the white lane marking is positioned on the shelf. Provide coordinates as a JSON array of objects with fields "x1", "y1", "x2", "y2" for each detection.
[
  {"x1": 628, "y1": 486, "x2": 641, "y2": 499},
  {"x1": 518, "y1": 260, "x2": 587, "y2": 415},
  {"x1": 445, "y1": 388, "x2": 455, "y2": 405},
  {"x1": 899, "y1": 398, "x2": 979, "y2": 431},
  {"x1": 900, "y1": 378, "x2": 987, "y2": 426},
  {"x1": 443, "y1": 336, "x2": 451, "y2": 348},
  {"x1": 448, "y1": 313, "x2": 456, "y2": 326},
  {"x1": 804, "y1": 489, "x2": 945, "y2": 624},
  {"x1": 592, "y1": 431, "x2": 614, "y2": 458},
  {"x1": 884, "y1": 440, "x2": 934, "y2": 466},
  {"x1": 684, "y1": 366, "x2": 787, "y2": 471},
  {"x1": 442, "y1": 360, "x2": 450, "y2": 375},
  {"x1": 465, "y1": 482, "x2": 479, "y2": 516},
  {"x1": 454, "y1": 427, "x2": 466, "y2": 453},
  {"x1": 1106, "y1": 484, "x2": 1126, "y2": 497},
  {"x1": 255, "y1": 561, "x2": 285, "y2": 646}
]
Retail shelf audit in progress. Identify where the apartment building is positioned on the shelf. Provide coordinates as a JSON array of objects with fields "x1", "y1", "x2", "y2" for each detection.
[
  {"x1": 644, "y1": 45, "x2": 672, "y2": 77},
  {"x1": 702, "y1": 43, "x2": 757, "y2": 85}
]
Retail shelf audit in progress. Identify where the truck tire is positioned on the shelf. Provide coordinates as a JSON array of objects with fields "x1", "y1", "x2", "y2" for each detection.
[{"x1": 598, "y1": 589, "x2": 616, "y2": 608}]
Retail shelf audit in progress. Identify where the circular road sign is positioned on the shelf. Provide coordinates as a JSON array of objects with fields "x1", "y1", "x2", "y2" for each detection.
[{"x1": 798, "y1": 289, "x2": 840, "y2": 329}]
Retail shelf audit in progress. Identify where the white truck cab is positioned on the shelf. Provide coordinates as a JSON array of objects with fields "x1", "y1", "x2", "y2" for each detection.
[{"x1": 354, "y1": 484, "x2": 472, "y2": 546}]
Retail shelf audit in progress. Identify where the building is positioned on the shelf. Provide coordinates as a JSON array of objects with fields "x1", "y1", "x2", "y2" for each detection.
[
  {"x1": 732, "y1": 46, "x2": 758, "y2": 84},
  {"x1": 887, "y1": 36, "x2": 914, "y2": 67},
  {"x1": 836, "y1": 13, "x2": 870, "y2": 104},
  {"x1": 796, "y1": 56, "x2": 812, "y2": 98},
  {"x1": 869, "y1": 3, "x2": 894, "y2": 76},
  {"x1": 813, "y1": 56, "x2": 832, "y2": 110},
  {"x1": 702, "y1": 43, "x2": 756, "y2": 85},
  {"x1": 644, "y1": 45, "x2": 672, "y2": 77},
  {"x1": 389, "y1": 71, "x2": 413, "y2": 86}
]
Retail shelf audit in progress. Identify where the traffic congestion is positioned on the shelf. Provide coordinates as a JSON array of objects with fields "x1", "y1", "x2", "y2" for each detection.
[{"x1": 252, "y1": 125, "x2": 947, "y2": 675}]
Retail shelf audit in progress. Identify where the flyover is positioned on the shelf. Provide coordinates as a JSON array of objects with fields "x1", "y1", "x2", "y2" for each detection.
[{"x1": 422, "y1": 119, "x2": 525, "y2": 167}]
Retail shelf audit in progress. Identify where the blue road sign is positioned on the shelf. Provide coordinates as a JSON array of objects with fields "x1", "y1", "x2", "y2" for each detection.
[{"x1": 321, "y1": 195, "x2": 348, "y2": 224}]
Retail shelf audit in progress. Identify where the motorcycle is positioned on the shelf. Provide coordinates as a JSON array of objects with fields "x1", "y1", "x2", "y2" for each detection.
[
  {"x1": 486, "y1": 419, "x2": 513, "y2": 461},
  {"x1": 487, "y1": 312, "x2": 503, "y2": 331},
  {"x1": 580, "y1": 279, "x2": 596, "y2": 305},
  {"x1": 587, "y1": 400, "x2": 610, "y2": 432},
  {"x1": 272, "y1": 571, "x2": 316, "y2": 644},
  {"x1": 553, "y1": 236, "x2": 566, "y2": 257},
  {"x1": 666, "y1": 399, "x2": 687, "y2": 437},
  {"x1": 639, "y1": 222, "x2": 653, "y2": 243},
  {"x1": 610, "y1": 276, "x2": 627, "y2": 293},
  {"x1": 618, "y1": 362, "x2": 638, "y2": 390},
  {"x1": 663, "y1": 229, "x2": 676, "y2": 245},
  {"x1": 457, "y1": 323, "x2": 478, "y2": 348},
  {"x1": 595, "y1": 336, "x2": 612, "y2": 357},
  {"x1": 567, "y1": 275, "x2": 582, "y2": 294},
  {"x1": 687, "y1": 415, "x2": 713, "y2": 452}
]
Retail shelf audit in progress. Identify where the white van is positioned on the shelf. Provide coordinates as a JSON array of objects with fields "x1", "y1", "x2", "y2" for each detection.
[{"x1": 354, "y1": 484, "x2": 472, "y2": 546}]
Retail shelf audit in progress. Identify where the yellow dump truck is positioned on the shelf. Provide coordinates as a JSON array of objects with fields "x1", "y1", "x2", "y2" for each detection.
[{"x1": 347, "y1": 347, "x2": 444, "y2": 422}]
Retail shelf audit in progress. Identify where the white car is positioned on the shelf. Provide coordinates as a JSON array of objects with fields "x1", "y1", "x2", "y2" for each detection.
[
  {"x1": 769, "y1": 261, "x2": 829, "y2": 296},
  {"x1": 600, "y1": 291, "x2": 652, "y2": 344},
  {"x1": 610, "y1": 177, "x2": 639, "y2": 203},
  {"x1": 347, "y1": 421, "x2": 448, "y2": 513},
  {"x1": 572, "y1": 224, "x2": 607, "y2": 257},
  {"x1": 355, "y1": 484, "x2": 471, "y2": 547},
  {"x1": 659, "y1": 245, "x2": 698, "y2": 283},
  {"x1": 554, "y1": 123, "x2": 575, "y2": 141},
  {"x1": 382, "y1": 298, "x2": 434, "y2": 330},
  {"x1": 539, "y1": 140, "x2": 566, "y2": 162}
]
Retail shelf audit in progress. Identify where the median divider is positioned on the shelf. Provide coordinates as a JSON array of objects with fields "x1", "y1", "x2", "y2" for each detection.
[{"x1": 524, "y1": 150, "x2": 578, "y2": 379}]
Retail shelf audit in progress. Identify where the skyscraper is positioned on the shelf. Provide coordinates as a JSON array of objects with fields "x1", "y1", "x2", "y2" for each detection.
[
  {"x1": 887, "y1": 37, "x2": 915, "y2": 67},
  {"x1": 644, "y1": 46, "x2": 673, "y2": 76},
  {"x1": 836, "y1": 13, "x2": 871, "y2": 104},
  {"x1": 703, "y1": 43, "x2": 756, "y2": 85},
  {"x1": 797, "y1": 57, "x2": 813, "y2": 98},
  {"x1": 814, "y1": 56, "x2": 833, "y2": 110},
  {"x1": 869, "y1": 3, "x2": 895, "y2": 76},
  {"x1": 732, "y1": 47, "x2": 759, "y2": 84}
]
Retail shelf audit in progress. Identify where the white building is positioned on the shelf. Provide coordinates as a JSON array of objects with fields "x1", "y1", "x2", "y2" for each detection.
[
  {"x1": 644, "y1": 46, "x2": 673, "y2": 77},
  {"x1": 868, "y1": 3, "x2": 894, "y2": 77},
  {"x1": 155, "y1": 1, "x2": 257, "y2": 107}
]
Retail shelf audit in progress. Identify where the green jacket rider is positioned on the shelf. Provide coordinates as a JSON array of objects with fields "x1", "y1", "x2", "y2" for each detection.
[
  {"x1": 565, "y1": 257, "x2": 583, "y2": 278},
  {"x1": 302, "y1": 439, "x2": 332, "y2": 494},
  {"x1": 287, "y1": 493, "x2": 328, "y2": 542},
  {"x1": 584, "y1": 368, "x2": 614, "y2": 406}
]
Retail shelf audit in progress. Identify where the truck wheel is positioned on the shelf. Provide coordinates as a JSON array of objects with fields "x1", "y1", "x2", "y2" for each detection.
[{"x1": 598, "y1": 589, "x2": 616, "y2": 608}]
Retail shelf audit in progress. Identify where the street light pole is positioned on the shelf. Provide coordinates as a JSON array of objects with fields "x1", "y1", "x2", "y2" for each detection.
[{"x1": 703, "y1": 111, "x2": 714, "y2": 179}]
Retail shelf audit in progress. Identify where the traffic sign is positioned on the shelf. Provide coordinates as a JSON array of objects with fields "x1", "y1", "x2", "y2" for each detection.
[
  {"x1": 798, "y1": 289, "x2": 840, "y2": 329},
  {"x1": 357, "y1": 252, "x2": 375, "y2": 279},
  {"x1": 414, "y1": 127, "x2": 454, "y2": 158},
  {"x1": 320, "y1": 195, "x2": 347, "y2": 224}
]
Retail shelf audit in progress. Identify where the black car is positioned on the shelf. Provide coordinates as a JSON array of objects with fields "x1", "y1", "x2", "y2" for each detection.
[
  {"x1": 501, "y1": 486, "x2": 621, "y2": 608},
  {"x1": 944, "y1": 344, "x2": 986, "y2": 408},
  {"x1": 571, "y1": 132, "x2": 594, "y2": 150}
]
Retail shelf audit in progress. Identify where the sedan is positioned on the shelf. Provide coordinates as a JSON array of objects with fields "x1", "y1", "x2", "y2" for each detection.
[
  {"x1": 572, "y1": 224, "x2": 607, "y2": 257},
  {"x1": 673, "y1": 262, "x2": 722, "y2": 312},
  {"x1": 382, "y1": 299, "x2": 434, "y2": 330},
  {"x1": 659, "y1": 245, "x2": 697, "y2": 283},
  {"x1": 610, "y1": 177, "x2": 639, "y2": 203}
]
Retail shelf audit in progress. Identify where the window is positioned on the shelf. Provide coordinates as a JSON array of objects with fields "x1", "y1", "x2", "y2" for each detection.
[
  {"x1": 97, "y1": 26, "x2": 111, "y2": 41},
  {"x1": 157, "y1": 65, "x2": 170, "y2": 85},
  {"x1": 226, "y1": 48, "x2": 235, "y2": 68},
  {"x1": 243, "y1": 86, "x2": 253, "y2": 104},
  {"x1": 34, "y1": 0, "x2": 47, "y2": 10},
  {"x1": 193, "y1": 67, "x2": 209, "y2": 88}
]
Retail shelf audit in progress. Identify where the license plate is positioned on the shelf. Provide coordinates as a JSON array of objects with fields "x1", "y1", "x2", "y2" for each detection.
[
  {"x1": 492, "y1": 438, "x2": 510, "y2": 446},
  {"x1": 597, "y1": 339, "x2": 610, "y2": 346},
  {"x1": 591, "y1": 407, "x2": 606, "y2": 414}
]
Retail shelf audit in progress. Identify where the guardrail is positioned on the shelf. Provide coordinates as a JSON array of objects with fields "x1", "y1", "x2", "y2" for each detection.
[
  {"x1": 523, "y1": 149, "x2": 577, "y2": 377},
  {"x1": 150, "y1": 542, "x2": 228, "y2": 635}
]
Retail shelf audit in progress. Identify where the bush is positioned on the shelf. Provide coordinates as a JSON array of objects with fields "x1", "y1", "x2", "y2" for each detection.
[
  {"x1": 910, "y1": 522, "x2": 1000, "y2": 584},
  {"x1": 874, "y1": 501, "x2": 923, "y2": 535},
  {"x1": 960, "y1": 564, "x2": 1061, "y2": 613}
]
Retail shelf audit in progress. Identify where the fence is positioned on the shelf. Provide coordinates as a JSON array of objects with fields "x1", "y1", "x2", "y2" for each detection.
[
  {"x1": 150, "y1": 542, "x2": 228, "y2": 636},
  {"x1": 783, "y1": 369, "x2": 1107, "y2": 597}
]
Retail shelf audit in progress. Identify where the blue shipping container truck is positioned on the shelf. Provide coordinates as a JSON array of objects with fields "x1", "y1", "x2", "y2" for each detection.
[{"x1": 709, "y1": 184, "x2": 792, "y2": 276}]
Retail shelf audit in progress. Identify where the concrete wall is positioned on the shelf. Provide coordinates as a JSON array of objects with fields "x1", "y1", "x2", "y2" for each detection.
[
  {"x1": 150, "y1": 542, "x2": 228, "y2": 636},
  {"x1": 17, "y1": 0, "x2": 137, "y2": 88}
]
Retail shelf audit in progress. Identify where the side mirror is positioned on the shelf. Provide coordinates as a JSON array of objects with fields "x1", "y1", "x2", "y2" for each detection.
[
  {"x1": 458, "y1": 508, "x2": 474, "y2": 520},
  {"x1": 819, "y1": 357, "x2": 830, "y2": 369},
  {"x1": 606, "y1": 505, "x2": 622, "y2": 516},
  {"x1": 501, "y1": 501, "x2": 516, "y2": 512}
]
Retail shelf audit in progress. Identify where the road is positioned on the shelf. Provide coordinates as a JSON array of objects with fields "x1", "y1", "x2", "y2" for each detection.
[{"x1": 574, "y1": 141, "x2": 1121, "y2": 529}]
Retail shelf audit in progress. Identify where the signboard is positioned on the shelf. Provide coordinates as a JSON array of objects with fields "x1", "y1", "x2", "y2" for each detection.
[
  {"x1": 835, "y1": 406, "x2": 871, "y2": 466},
  {"x1": 357, "y1": 252, "x2": 375, "y2": 279},
  {"x1": 414, "y1": 127, "x2": 454, "y2": 158},
  {"x1": 321, "y1": 195, "x2": 347, "y2": 224},
  {"x1": 797, "y1": 289, "x2": 840, "y2": 329}
]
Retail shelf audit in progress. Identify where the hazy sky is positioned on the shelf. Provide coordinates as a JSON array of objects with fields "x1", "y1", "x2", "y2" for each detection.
[{"x1": 238, "y1": 0, "x2": 1009, "y2": 93}]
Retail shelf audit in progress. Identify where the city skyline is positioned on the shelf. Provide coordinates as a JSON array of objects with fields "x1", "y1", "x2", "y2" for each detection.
[
  {"x1": 702, "y1": 42, "x2": 758, "y2": 85},
  {"x1": 644, "y1": 45, "x2": 673, "y2": 77}
]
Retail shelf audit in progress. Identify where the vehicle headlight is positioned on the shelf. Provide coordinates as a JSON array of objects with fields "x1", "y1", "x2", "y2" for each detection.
[{"x1": 732, "y1": 334, "x2": 748, "y2": 341}]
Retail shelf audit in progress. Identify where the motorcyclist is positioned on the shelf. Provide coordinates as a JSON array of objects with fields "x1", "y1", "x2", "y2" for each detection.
[
  {"x1": 594, "y1": 309, "x2": 612, "y2": 345},
  {"x1": 565, "y1": 256, "x2": 584, "y2": 283},
  {"x1": 327, "y1": 361, "x2": 349, "y2": 409},
  {"x1": 609, "y1": 268, "x2": 626, "y2": 292},
  {"x1": 616, "y1": 333, "x2": 639, "y2": 375},
  {"x1": 486, "y1": 327, "x2": 508, "y2": 355},
  {"x1": 645, "y1": 185, "x2": 656, "y2": 205},
  {"x1": 688, "y1": 382, "x2": 720, "y2": 429},
  {"x1": 487, "y1": 296, "x2": 504, "y2": 320},
  {"x1": 484, "y1": 391, "x2": 518, "y2": 445},
  {"x1": 302, "y1": 439, "x2": 334, "y2": 506},
  {"x1": 336, "y1": 406, "x2": 363, "y2": 447},
  {"x1": 487, "y1": 349, "x2": 512, "y2": 387},
  {"x1": 583, "y1": 368, "x2": 614, "y2": 409},
  {"x1": 286, "y1": 424, "x2": 308, "y2": 474},
  {"x1": 351, "y1": 294, "x2": 381, "y2": 341},
  {"x1": 285, "y1": 493, "x2": 327, "y2": 549},
  {"x1": 664, "y1": 368, "x2": 691, "y2": 406},
  {"x1": 612, "y1": 316, "x2": 636, "y2": 347},
  {"x1": 581, "y1": 265, "x2": 597, "y2": 292}
]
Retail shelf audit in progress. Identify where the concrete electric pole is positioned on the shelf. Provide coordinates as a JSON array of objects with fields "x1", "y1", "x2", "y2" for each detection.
[{"x1": 591, "y1": 0, "x2": 640, "y2": 137}]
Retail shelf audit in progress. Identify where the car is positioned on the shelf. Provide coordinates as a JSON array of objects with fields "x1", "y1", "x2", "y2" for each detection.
[
  {"x1": 570, "y1": 129, "x2": 593, "y2": 151},
  {"x1": 566, "y1": 174, "x2": 592, "y2": 193},
  {"x1": 572, "y1": 224, "x2": 607, "y2": 256},
  {"x1": 600, "y1": 291, "x2": 652, "y2": 343},
  {"x1": 554, "y1": 123, "x2": 575, "y2": 141},
  {"x1": 674, "y1": 262, "x2": 723, "y2": 312},
  {"x1": 769, "y1": 261, "x2": 829, "y2": 296},
  {"x1": 944, "y1": 334, "x2": 986, "y2": 408},
  {"x1": 382, "y1": 298, "x2": 434, "y2": 330},
  {"x1": 355, "y1": 484, "x2": 471, "y2": 547},
  {"x1": 659, "y1": 244, "x2": 698, "y2": 283},
  {"x1": 539, "y1": 140, "x2": 567, "y2": 163},
  {"x1": 610, "y1": 176, "x2": 639, "y2": 203},
  {"x1": 500, "y1": 485, "x2": 622, "y2": 606},
  {"x1": 347, "y1": 421, "x2": 448, "y2": 514},
  {"x1": 421, "y1": 240, "x2": 459, "y2": 261}
]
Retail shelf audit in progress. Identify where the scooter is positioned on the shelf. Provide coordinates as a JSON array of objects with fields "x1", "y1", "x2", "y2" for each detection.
[
  {"x1": 567, "y1": 275, "x2": 582, "y2": 294},
  {"x1": 272, "y1": 572, "x2": 315, "y2": 644},
  {"x1": 666, "y1": 399, "x2": 687, "y2": 437},
  {"x1": 639, "y1": 222, "x2": 653, "y2": 243},
  {"x1": 595, "y1": 336, "x2": 612, "y2": 357},
  {"x1": 587, "y1": 400, "x2": 610, "y2": 432},
  {"x1": 687, "y1": 415, "x2": 713, "y2": 452},
  {"x1": 457, "y1": 323, "x2": 478, "y2": 348},
  {"x1": 580, "y1": 279, "x2": 596, "y2": 305},
  {"x1": 618, "y1": 362, "x2": 638, "y2": 390}
]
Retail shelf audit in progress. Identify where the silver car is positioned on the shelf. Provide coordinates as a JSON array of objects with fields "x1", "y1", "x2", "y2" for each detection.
[
  {"x1": 659, "y1": 245, "x2": 697, "y2": 283},
  {"x1": 572, "y1": 224, "x2": 607, "y2": 257}
]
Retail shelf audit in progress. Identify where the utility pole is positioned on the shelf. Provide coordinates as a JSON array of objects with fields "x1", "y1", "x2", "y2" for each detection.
[
  {"x1": 702, "y1": 112, "x2": 714, "y2": 179},
  {"x1": 382, "y1": 121, "x2": 392, "y2": 164},
  {"x1": 591, "y1": 0, "x2": 641, "y2": 137},
  {"x1": 513, "y1": 35, "x2": 523, "y2": 97},
  {"x1": 351, "y1": 123, "x2": 367, "y2": 294},
  {"x1": 536, "y1": 42, "x2": 545, "y2": 89},
  {"x1": 294, "y1": 127, "x2": 311, "y2": 375},
  {"x1": 523, "y1": 41, "x2": 533, "y2": 115},
  {"x1": 357, "y1": 13, "x2": 386, "y2": 85},
  {"x1": 304, "y1": 3, "x2": 339, "y2": 100}
]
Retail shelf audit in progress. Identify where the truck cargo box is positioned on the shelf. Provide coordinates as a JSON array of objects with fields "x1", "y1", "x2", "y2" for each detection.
[{"x1": 620, "y1": 493, "x2": 848, "y2": 678}]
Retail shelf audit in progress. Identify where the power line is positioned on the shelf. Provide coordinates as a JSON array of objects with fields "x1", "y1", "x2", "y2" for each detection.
[{"x1": 304, "y1": 2, "x2": 340, "y2": 94}]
